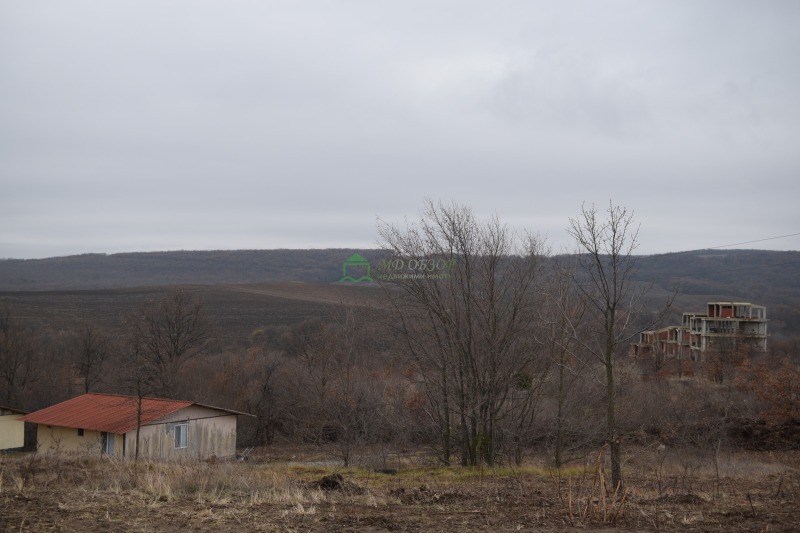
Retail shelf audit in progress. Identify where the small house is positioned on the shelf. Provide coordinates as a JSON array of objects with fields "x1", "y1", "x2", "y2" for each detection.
[
  {"x1": 20, "y1": 393, "x2": 251, "y2": 460},
  {"x1": 0, "y1": 406, "x2": 27, "y2": 452}
]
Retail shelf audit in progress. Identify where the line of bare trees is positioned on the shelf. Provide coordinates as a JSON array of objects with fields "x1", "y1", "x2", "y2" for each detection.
[{"x1": 374, "y1": 200, "x2": 673, "y2": 488}]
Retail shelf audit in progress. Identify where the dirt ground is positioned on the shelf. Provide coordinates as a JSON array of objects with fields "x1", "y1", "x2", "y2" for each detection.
[{"x1": 2, "y1": 447, "x2": 798, "y2": 532}]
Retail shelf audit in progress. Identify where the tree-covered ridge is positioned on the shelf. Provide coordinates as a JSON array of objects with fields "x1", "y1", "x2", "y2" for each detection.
[{"x1": 2, "y1": 248, "x2": 798, "y2": 336}]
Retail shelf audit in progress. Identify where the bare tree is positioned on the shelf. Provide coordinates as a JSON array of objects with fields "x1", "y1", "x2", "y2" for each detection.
[
  {"x1": 747, "y1": 358, "x2": 800, "y2": 422},
  {"x1": 539, "y1": 260, "x2": 596, "y2": 468},
  {"x1": 499, "y1": 352, "x2": 550, "y2": 465},
  {"x1": 378, "y1": 200, "x2": 547, "y2": 466},
  {"x1": 0, "y1": 308, "x2": 42, "y2": 407},
  {"x1": 121, "y1": 289, "x2": 211, "y2": 461},
  {"x1": 324, "y1": 310, "x2": 370, "y2": 467},
  {"x1": 128, "y1": 289, "x2": 211, "y2": 398},
  {"x1": 290, "y1": 308, "x2": 385, "y2": 466},
  {"x1": 705, "y1": 331, "x2": 751, "y2": 386},
  {"x1": 120, "y1": 328, "x2": 153, "y2": 461},
  {"x1": 70, "y1": 322, "x2": 113, "y2": 393},
  {"x1": 565, "y1": 202, "x2": 670, "y2": 489}
]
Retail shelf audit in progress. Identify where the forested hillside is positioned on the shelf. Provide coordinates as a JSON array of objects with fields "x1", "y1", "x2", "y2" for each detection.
[
  {"x1": 633, "y1": 249, "x2": 800, "y2": 338},
  {"x1": 0, "y1": 249, "x2": 373, "y2": 289},
  {"x1": 2, "y1": 248, "x2": 799, "y2": 335}
]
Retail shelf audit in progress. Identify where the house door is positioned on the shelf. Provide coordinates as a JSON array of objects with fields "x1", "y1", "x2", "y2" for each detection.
[{"x1": 101, "y1": 432, "x2": 115, "y2": 455}]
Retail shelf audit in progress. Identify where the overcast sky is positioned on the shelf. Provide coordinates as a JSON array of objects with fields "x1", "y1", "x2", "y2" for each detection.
[{"x1": 1, "y1": 1, "x2": 799, "y2": 259}]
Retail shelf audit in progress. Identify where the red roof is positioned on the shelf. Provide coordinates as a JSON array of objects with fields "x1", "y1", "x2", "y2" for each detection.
[{"x1": 20, "y1": 393, "x2": 193, "y2": 434}]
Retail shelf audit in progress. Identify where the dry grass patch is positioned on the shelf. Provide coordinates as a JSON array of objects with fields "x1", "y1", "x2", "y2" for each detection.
[{"x1": 2, "y1": 448, "x2": 799, "y2": 532}]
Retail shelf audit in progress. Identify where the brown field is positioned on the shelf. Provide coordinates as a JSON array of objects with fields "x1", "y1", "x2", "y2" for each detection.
[
  {"x1": 0, "y1": 282, "x2": 383, "y2": 347},
  {"x1": 2, "y1": 446, "x2": 798, "y2": 532}
]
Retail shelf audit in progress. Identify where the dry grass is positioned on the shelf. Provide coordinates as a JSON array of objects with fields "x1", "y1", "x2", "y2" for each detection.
[
  {"x1": 550, "y1": 446, "x2": 629, "y2": 526},
  {"x1": 1, "y1": 447, "x2": 798, "y2": 532}
]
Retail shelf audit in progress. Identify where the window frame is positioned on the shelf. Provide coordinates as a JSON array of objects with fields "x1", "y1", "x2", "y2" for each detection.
[
  {"x1": 174, "y1": 422, "x2": 188, "y2": 449},
  {"x1": 101, "y1": 432, "x2": 115, "y2": 455}
]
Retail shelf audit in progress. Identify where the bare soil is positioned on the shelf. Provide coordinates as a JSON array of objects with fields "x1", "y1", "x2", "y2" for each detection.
[
  {"x1": 0, "y1": 282, "x2": 381, "y2": 348},
  {"x1": 2, "y1": 447, "x2": 798, "y2": 532}
]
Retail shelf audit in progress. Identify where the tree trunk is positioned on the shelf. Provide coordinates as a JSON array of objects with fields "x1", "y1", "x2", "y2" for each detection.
[
  {"x1": 555, "y1": 351, "x2": 565, "y2": 469},
  {"x1": 610, "y1": 436, "x2": 621, "y2": 491},
  {"x1": 606, "y1": 335, "x2": 621, "y2": 489},
  {"x1": 441, "y1": 363, "x2": 451, "y2": 466},
  {"x1": 135, "y1": 395, "x2": 142, "y2": 462}
]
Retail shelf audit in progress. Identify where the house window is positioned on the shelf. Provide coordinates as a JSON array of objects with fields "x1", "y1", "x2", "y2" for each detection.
[
  {"x1": 101, "y1": 432, "x2": 115, "y2": 455},
  {"x1": 77, "y1": 428, "x2": 84, "y2": 437},
  {"x1": 174, "y1": 423, "x2": 188, "y2": 449}
]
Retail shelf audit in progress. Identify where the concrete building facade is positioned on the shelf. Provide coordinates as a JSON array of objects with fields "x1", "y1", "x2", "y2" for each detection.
[{"x1": 631, "y1": 301, "x2": 768, "y2": 363}]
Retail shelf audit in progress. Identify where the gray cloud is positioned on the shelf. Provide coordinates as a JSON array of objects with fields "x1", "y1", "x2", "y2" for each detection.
[{"x1": 1, "y1": 1, "x2": 799, "y2": 258}]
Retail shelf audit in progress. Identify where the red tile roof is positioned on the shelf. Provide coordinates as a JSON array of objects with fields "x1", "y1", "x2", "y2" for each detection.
[{"x1": 20, "y1": 393, "x2": 193, "y2": 434}]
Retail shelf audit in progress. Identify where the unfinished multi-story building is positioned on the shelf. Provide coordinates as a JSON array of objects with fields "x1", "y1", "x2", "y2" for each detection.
[
  {"x1": 631, "y1": 301, "x2": 768, "y2": 362},
  {"x1": 630, "y1": 325, "x2": 683, "y2": 359}
]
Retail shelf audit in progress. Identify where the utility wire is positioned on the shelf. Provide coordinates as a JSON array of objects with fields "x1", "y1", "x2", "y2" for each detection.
[
  {"x1": 707, "y1": 232, "x2": 800, "y2": 250},
  {"x1": 639, "y1": 231, "x2": 800, "y2": 277},
  {"x1": 648, "y1": 231, "x2": 800, "y2": 257}
]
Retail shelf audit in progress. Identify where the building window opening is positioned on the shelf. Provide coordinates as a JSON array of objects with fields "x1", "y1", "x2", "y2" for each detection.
[{"x1": 175, "y1": 423, "x2": 188, "y2": 449}]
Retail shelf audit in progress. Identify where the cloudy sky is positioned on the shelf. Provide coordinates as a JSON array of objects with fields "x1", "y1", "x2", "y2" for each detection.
[{"x1": 2, "y1": 1, "x2": 799, "y2": 259}]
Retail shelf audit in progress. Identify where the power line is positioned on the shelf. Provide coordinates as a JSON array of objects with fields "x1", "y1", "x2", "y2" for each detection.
[
  {"x1": 708, "y1": 232, "x2": 800, "y2": 250},
  {"x1": 638, "y1": 231, "x2": 800, "y2": 278},
  {"x1": 648, "y1": 231, "x2": 800, "y2": 257}
]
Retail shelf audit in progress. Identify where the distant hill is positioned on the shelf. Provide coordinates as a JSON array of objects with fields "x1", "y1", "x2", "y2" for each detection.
[
  {"x1": 0, "y1": 249, "x2": 378, "y2": 290},
  {"x1": 2, "y1": 248, "x2": 799, "y2": 336},
  {"x1": 630, "y1": 249, "x2": 800, "y2": 338}
]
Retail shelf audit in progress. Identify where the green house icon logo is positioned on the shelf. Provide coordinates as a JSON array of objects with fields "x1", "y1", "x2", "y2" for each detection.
[{"x1": 339, "y1": 253, "x2": 373, "y2": 283}]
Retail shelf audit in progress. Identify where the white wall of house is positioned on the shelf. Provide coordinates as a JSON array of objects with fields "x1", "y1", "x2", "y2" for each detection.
[
  {"x1": 36, "y1": 426, "x2": 124, "y2": 456},
  {"x1": 0, "y1": 414, "x2": 25, "y2": 450},
  {"x1": 125, "y1": 405, "x2": 237, "y2": 460}
]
